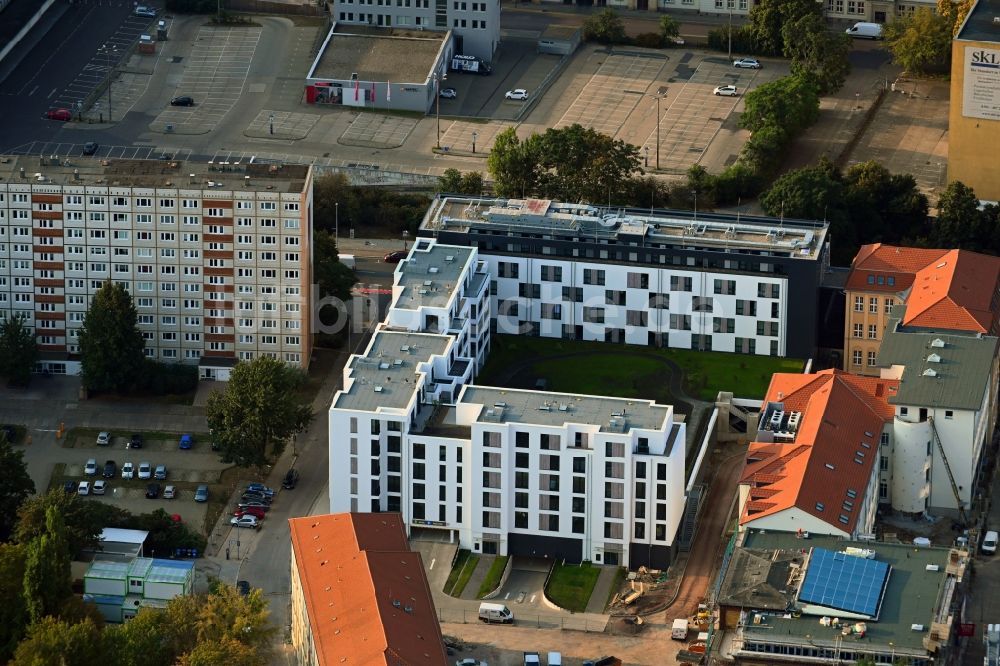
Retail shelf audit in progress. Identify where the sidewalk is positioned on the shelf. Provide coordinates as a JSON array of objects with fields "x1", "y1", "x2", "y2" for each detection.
[
  {"x1": 585, "y1": 565, "x2": 620, "y2": 614},
  {"x1": 461, "y1": 554, "x2": 496, "y2": 600}
]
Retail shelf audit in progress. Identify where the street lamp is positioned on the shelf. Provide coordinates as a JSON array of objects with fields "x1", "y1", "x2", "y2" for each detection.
[
  {"x1": 471, "y1": 130, "x2": 478, "y2": 154},
  {"x1": 269, "y1": 112, "x2": 274, "y2": 135},
  {"x1": 643, "y1": 146, "x2": 649, "y2": 168},
  {"x1": 101, "y1": 43, "x2": 118, "y2": 122},
  {"x1": 727, "y1": 0, "x2": 734, "y2": 61},
  {"x1": 402, "y1": 230, "x2": 409, "y2": 251},
  {"x1": 433, "y1": 71, "x2": 447, "y2": 149},
  {"x1": 335, "y1": 202, "x2": 339, "y2": 248},
  {"x1": 653, "y1": 95, "x2": 663, "y2": 170}
]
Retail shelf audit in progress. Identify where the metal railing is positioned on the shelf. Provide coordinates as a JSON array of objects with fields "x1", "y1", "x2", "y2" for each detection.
[{"x1": 436, "y1": 607, "x2": 608, "y2": 632}]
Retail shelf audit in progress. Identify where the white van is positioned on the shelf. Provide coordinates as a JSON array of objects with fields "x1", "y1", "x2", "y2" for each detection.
[
  {"x1": 983, "y1": 530, "x2": 998, "y2": 554},
  {"x1": 478, "y1": 602, "x2": 514, "y2": 624},
  {"x1": 672, "y1": 618, "x2": 689, "y2": 640},
  {"x1": 846, "y1": 22, "x2": 883, "y2": 39},
  {"x1": 339, "y1": 254, "x2": 356, "y2": 270}
]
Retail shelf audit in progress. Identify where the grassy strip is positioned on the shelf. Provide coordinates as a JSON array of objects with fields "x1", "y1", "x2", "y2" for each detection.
[
  {"x1": 476, "y1": 555, "x2": 509, "y2": 598},
  {"x1": 444, "y1": 549, "x2": 479, "y2": 597},
  {"x1": 545, "y1": 561, "x2": 601, "y2": 613}
]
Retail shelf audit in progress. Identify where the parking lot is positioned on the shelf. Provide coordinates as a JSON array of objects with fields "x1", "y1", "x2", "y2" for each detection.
[
  {"x1": 150, "y1": 25, "x2": 262, "y2": 134},
  {"x1": 340, "y1": 113, "x2": 418, "y2": 149}
]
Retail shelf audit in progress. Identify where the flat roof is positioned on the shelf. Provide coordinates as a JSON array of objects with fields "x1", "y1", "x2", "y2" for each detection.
[
  {"x1": 100, "y1": 528, "x2": 149, "y2": 545},
  {"x1": 957, "y1": 0, "x2": 1000, "y2": 41},
  {"x1": 740, "y1": 530, "x2": 966, "y2": 654},
  {"x1": 333, "y1": 330, "x2": 451, "y2": 413},
  {"x1": 878, "y1": 314, "x2": 998, "y2": 410},
  {"x1": 422, "y1": 196, "x2": 828, "y2": 260},
  {"x1": 0, "y1": 155, "x2": 310, "y2": 193},
  {"x1": 460, "y1": 385, "x2": 672, "y2": 432},
  {"x1": 395, "y1": 243, "x2": 475, "y2": 310},
  {"x1": 311, "y1": 27, "x2": 445, "y2": 84}
]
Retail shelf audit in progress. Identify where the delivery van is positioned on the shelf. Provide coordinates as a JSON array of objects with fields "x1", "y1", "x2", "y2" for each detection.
[
  {"x1": 671, "y1": 618, "x2": 689, "y2": 640},
  {"x1": 983, "y1": 530, "x2": 998, "y2": 554},
  {"x1": 478, "y1": 602, "x2": 514, "y2": 624},
  {"x1": 846, "y1": 22, "x2": 883, "y2": 39}
]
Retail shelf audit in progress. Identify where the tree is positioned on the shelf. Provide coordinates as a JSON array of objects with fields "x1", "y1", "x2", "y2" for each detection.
[
  {"x1": 761, "y1": 157, "x2": 845, "y2": 222},
  {"x1": 78, "y1": 281, "x2": 145, "y2": 393},
  {"x1": 932, "y1": 181, "x2": 983, "y2": 248},
  {"x1": 438, "y1": 168, "x2": 464, "y2": 193},
  {"x1": 0, "y1": 439, "x2": 34, "y2": 542},
  {"x1": 740, "y1": 75, "x2": 820, "y2": 135},
  {"x1": 659, "y1": 15, "x2": 680, "y2": 43},
  {"x1": 582, "y1": 9, "x2": 627, "y2": 44},
  {"x1": 884, "y1": 7, "x2": 953, "y2": 74},
  {"x1": 748, "y1": 0, "x2": 821, "y2": 55},
  {"x1": 206, "y1": 356, "x2": 313, "y2": 468},
  {"x1": 104, "y1": 607, "x2": 172, "y2": 666},
  {"x1": 179, "y1": 638, "x2": 261, "y2": 666},
  {"x1": 459, "y1": 171, "x2": 485, "y2": 196},
  {"x1": 782, "y1": 13, "x2": 851, "y2": 95},
  {"x1": 535, "y1": 124, "x2": 641, "y2": 203},
  {"x1": 0, "y1": 314, "x2": 37, "y2": 387},
  {"x1": 161, "y1": 585, "x2": 274, "y2": 660},
  {"x1": 11, "y1": 617, "x2": 105, "y2": 666},
  {"x1": 14, "y1": 490, "x2": 123, "y2": 559},
  {"x1": 313, "y1": 229, "x2": 357, "y2": 305},
  {"x1": 22, "y1": 506, "x2": 72, "y2": 624},
  {"x1": 487, "y1": 127, "x2": 543, "y2": 198},
  {"x1": 312, "y1": 172, "x2": 360, "y2": 235},
  {"x1": 843, "y1": 161, "x2": 928, "y2": 245},
  {"x1": 0, "y1": 543, "x2": 28, "y2": 663},
  {"x1": 938, "y1": 0, "x2": 975, "y2": 36}
]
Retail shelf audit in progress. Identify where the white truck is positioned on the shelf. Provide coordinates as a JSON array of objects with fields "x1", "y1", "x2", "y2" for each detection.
[
  {"x1": 845, "y1": 22, "x2": 883, "y2": 39},
  {"x1": 478, "y1": 602, "x2": 514, "y2": 624},
  {"x1": 671, "y1": 618, "x2": 689, "y2": 640}
]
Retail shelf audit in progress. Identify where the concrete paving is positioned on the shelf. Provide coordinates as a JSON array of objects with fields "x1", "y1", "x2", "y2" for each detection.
[
  {"x1": 585, "y1": 565, "x2": 620, "y2": 614},
  {"x1": 460, "y1": 554, "x2": 497, "y2": 600}
]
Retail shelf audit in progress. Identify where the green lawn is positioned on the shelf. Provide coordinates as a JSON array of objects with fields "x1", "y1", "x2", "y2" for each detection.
[
  {"x1": 444, "y1": 549, "x2": 479, "y2": 597},
  {"x1": 545, "y1": 562, "x2": 601, "y2": 612},
  {"x1": 478, "y1": 335, "x2": 803, "y2": 401},
  {"x1": 476, "y1": 555, "x2": 509, "y2": 598}
]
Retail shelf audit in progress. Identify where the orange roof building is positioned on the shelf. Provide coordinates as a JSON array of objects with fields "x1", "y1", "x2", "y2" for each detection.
[
  {"x1": 843, "y1": 243, "x2": 1000, "y2": 376},
  {"x1": 289, "y1": 513, "x2": 448, "y2": 666},
  {"x1": 739, "y1": 370, "x2": 899, "y2": 538}
]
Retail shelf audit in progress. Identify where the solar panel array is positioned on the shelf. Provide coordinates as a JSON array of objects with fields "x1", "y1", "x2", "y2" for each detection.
[{"x1": 798, "y1": 547, "x2": 891, "y2": 619}]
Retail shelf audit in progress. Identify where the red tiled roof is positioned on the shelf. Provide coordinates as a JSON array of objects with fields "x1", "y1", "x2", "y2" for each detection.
[
  {"x1": 289, "y1": 513, "x2": 448, "y2": 666},
  {"x1": 739, "y1": 370, "x2": 898, "y2": 534},
  {"x1": 904, "y1": 249, "x2": 1000, "y2": 333},
  {"x1": 845, "y1": 243, "x2": 948, "y2": 292}
]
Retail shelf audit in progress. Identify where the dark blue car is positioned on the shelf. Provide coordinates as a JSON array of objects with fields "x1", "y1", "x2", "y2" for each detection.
[{"x1": 179, "y1": 434, "x2": 193, "y2": 450}]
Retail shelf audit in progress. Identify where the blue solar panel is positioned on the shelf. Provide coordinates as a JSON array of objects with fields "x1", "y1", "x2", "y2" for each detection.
[{"x1": 798, "y1": 548, "x2": 891, "y2": 619}]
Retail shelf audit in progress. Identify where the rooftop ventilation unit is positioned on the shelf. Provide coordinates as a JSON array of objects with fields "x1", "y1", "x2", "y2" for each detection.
[
  {"x1": 429, "y1": 267, "x2": 440, "y2": 274},
  {"x1": 787, "y1": 412, "x2": 802, "y2": 432},
  {"x1": 927, "y1": 353, "x2": 941, "y2": 363},
  {"x1": 923, "y1": 368, "x2": 938, "y2": 377},
  {"x1": 374, "y1": 385, "x2": 384, "y2": 392},
  {"x1": 930, "y1": 338, "x2": 946, "y2": 348},
  {"x1": 400, "y1": 345, "x2": 410, "y2": 352},
  {"x1": 445, "y1": 255, "x2": 455, "y2": 262}
]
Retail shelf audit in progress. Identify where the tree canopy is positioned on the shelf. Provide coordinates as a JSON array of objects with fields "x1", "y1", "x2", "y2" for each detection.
[
  {"x1": 22, "y1": 506, "x2": 73, "y2": 625},
  {"x1": 312, "y1": 172, "x2": 430, "y2": 239},
  {"x1": 0, "y1": 313, "x2": 37, "y2": 387},
  {"x1": 782, "y1": 12, "x2": 851, "y2": 95},
  {"x1": 206, "y1": 356, "x2": 313, "y2": 468},
  {"x1": 884, "y1": 7, "x2": 953, "y2": 74},
  {"x1": 582, "y1": 9, "x2": 627, "y2": 44},
  {"x1": 78, "y1": 281, "x2": 146, "y2": 393},
  {"x1": 740, "y1": 75, "x2": 820, "y2": 136},
  {"x1": 931, "y1": 181, "x2": 982, "y2": 248},
  {"x1": 11, "y1": 617, "x2": 105, "y2": 666},
  {"x1": 748, "y1": 0, "x2": 821, "y2": 55},
  {"x1": 314, "y1": 229, "x2": 357, "y2": 305},
  {"x1": 0, "y1": 440, "x2": 34, "y2": 542},
  {"x1": 438, "y1": 168, "x2": 485, "y2": 196},
  {"x1": 0, "y1": 543, "x2": 28, "y2": 663},
  {"x1": 14, "y1": 490, "x2": 118, "y2": 558}
]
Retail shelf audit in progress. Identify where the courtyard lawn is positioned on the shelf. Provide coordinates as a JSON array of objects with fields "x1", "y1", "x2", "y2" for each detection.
[
  {"x1": 545, "y1": 562, "x2": 601, "y2": 612},
  {"x1": 478, "y1": 335, "x2": 803, "y2": 401},
  {"x1": 476, "y1": 555, "x2": 509, "y2": 598}
]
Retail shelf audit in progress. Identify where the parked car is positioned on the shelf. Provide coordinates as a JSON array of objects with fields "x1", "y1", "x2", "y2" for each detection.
[
  {"x1": 194, "y1": 485, "x2": 209, "y2": 502},
  {"x1": 163, "y1": 485, "x2": 176, "y2": 499},
  {"x1": 138, "y1": 462, "x2": 152, "y2": 479},
  {"x1": 96, "y1": 431, "x2": 111, "y2": 446},
  {"x1": 93, "y1": 479, "x2": 107, "y2": 495},
  {"x1": 383, "y1": 250, "x2": 407, "y2": 264},
  {"x1": 504, "y1": 88, "x2": 529, "y2": 100},
  {"x1": 231, "y1": 515, "x2": 261, "y2": 530},
  {"x1": 984, "y1": 530, "x2": 998, "y2": 555},
  {"x1": 63, "y1": 480, "x2": 77, "y2": 494},
  {"x1": 241, "y1": 491, "x2": 271, "y2": 504},
  {"x1": 282, "y1": 468, "x2": 300, "y2": 489},
  {"x1": 134, "y1": 5, "x2": 157, "y2": 17},
  {"x1": 733, "y1": 57, "x2": 761, "y2": 69},
  {"x1": 82, "y1": 142, "x2": 99, "y2": 156},
  {"x1": 154, "y1": 464, "x2": 167, "y2": 480},
  {"x1": 103, "y1": 460, "x2": 116, "y2": 478},
  {"x1": 127, "y1": 433, "x2": 143, "y2": 449},
  {"x1": 170, "y1": 96, "x2": 194, "y2": 106},
  {"x1": 121, "y1": 462, "x2": 134, "y2": 479},
  {"x1": 713, "y1": 85, "x2": 739, "y2": 97},
  {"x1": 236, "y1": 580, "x2": 251, "y2": 596},
  {"x1": 46, "y1": 108, "x2": 72, "y2": 121},
  {"x1": 439, "y1": 87, "x2": 457, "y2": 99},
  {"x1": 78, "y1": 481, "x2": 90, "y2": 496},
  {"x1": 234, "y1": 507, "x2": 266, "y2": 520},
  {"x1": 246, "y1": 483, "x2": 274, "y2": 498},
  {"x1": 237, "y1": 500, "x2": 270, "y2": 513},
  {"x1": 179, "y1": 434, "x2": 193, "y2": 450},
  {"x1": 145, "y1": 483, "x2": 161, "y2": 499},
  {"x1": 84, "y1": 458, "x2": 97, "y2": 476}
]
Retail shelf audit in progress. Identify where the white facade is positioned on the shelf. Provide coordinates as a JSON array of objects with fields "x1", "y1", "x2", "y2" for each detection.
[
  {"x1": 331, "y1": 0, "x2": 500, "y2": 61},
  {"x1": 329, "y1": 238, "x2": 687, "y2": 568},
  {"x1": 487, "y1": 254, "x2": 786, "y2": 355}
]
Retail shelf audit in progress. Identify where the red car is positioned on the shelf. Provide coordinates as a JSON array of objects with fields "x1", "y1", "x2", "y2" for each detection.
[
  {"x1": 234, "y1": 507, "x2": 266, "y2": 520},
  {"x1": 46, "y1": 109, "x2": 72, "y2": 121},
  {"x1": 383, "y1": 250, "x2": 407, "y2": 264}
]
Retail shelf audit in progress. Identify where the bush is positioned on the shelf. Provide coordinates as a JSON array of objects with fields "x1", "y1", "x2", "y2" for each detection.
[
  {"x1": 117, "y1": 509, "x2": 207, "y2": 557},
  {"x1": 634, "y1": 32, "x2": 665, "y2": 49},
  {"x1": 707, "y1": 25, "x2": 757, "y2": 55},
  {"x1": 136, "y1": 360, "x2": 198, "y2": 396}
]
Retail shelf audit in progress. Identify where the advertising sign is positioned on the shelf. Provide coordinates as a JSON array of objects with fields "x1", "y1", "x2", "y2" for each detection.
[{"x1": 963, "y1": 46, "x2": 1000, "y2": 121}]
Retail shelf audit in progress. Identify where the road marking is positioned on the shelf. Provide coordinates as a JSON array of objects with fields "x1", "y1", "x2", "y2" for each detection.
[
  {"x1": 530, "y1": 594, "x2": 536, "y2": 603},
  {"x1": 47, "y1": 88, "x2": 57, "y2": 98},
  {"x1": 504, "y1": 592, "x2": 510, "y2": 599},
  {"x1": 28, "y1": 86, "x2": 38, "y2": 96},
  {"x1": 429, "y1": 558, "x2": 436, "y2": 570}
]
